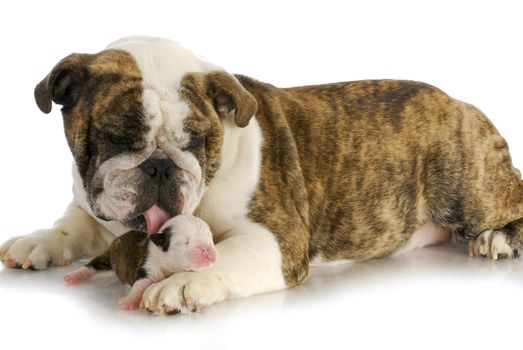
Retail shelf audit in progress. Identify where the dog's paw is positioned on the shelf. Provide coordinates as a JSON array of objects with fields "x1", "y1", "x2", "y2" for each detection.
[
  {"x1": 0, "y1": 229, "x2": 74, "y2": 270},
  {"x1": 468, "y1": 230, "x2": 519, "y2": 260},
  {"x1": 140, "y1": 272, "x2": 226, "y2": 315}
]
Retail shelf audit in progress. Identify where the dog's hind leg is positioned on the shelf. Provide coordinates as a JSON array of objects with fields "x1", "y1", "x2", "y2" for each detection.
[
  {"x1": 468, "y1": 217, "x2": 523, "y2": 260},
  {"x1": 465, "y1": 181, "x2": 523, "y2": 260}
]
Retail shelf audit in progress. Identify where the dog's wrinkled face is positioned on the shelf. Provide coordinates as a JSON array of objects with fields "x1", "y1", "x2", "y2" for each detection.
[{"x1": 34, "y1": 39, "x2": 257, "y2": 233}]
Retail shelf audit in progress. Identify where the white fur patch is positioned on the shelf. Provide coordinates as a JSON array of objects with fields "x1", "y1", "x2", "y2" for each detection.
[
  {"x1": 395, "y1": 223, "x2": 452, "y2": 255},
  {"x1": 0, "y1": 202, "x2": 115, "y2": 269},
  {"x1": 107, "y1": 37, "x2": 221, "y2": 92},
  {"x1": 92, "y1": 148, "x2": 155, "y2": 221},
  {"x1": 196, "y1": 116, "x2": 264, "y2": 239},
  {"x1": 309, "y1": 256, "x2": 354, "y2": 266},
  {"x1": 73, "y1": 164, "x2": 131, "y2": 237}
]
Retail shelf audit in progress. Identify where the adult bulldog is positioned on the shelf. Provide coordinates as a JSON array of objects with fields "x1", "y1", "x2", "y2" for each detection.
[{"x1": 1, "y1": 37, "x2": 522, "y2": 314}]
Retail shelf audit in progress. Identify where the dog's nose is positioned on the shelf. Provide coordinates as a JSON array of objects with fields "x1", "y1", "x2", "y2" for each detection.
[{"x1": 139, "y1": 158, "x2": 175, "y2": 180}]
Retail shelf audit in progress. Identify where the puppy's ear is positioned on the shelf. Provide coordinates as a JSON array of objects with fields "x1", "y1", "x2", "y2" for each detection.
[
  {"x1": 150, "y1": 232, "x2": 171, "y2": 252},
  {"x1": 34, "y1": 53, "x2": 93, "y2": 114},
  {"x1": 207, "y1": 71, "x2": 257, "y2": 128}
]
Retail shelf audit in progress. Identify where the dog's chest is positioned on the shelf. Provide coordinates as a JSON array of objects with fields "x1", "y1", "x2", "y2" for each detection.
[{"x1": 195, "y1": 119, "x2": 264, "y2": 241}]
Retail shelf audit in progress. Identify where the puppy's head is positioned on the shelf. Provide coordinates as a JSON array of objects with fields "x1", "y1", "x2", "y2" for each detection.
[
  {"x1": 34, "y1": 37, "x2": 257, "y2": 233},
  {"x1": 150, "y1": 215, "x2": 218, "y2": 271}
]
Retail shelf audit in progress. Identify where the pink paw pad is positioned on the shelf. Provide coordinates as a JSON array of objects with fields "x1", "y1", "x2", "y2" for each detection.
[
  {"x1": 119, "y1": 297, "x2": 139, "y2": 311},
  {"x1": 63, "y1": 267, "x2": 95, "y2": 285},
  {"x1": 63, "y1": 274, "x2": 80, "y2": 284}
]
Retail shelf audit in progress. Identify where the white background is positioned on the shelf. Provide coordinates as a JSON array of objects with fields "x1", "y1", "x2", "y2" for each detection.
[{"x1": 0, "y1": 1, "x2": 522, "y2": 349}]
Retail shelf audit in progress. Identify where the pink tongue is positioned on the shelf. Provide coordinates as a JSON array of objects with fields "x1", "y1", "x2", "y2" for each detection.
[{"x1": 143, "y1": 204, "x2": 171, "y2": 235}]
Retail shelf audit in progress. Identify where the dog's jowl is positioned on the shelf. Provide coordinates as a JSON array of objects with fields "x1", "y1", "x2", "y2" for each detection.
[{"x1": 1, "y1": 37, "x2": 522, "y2": 314}]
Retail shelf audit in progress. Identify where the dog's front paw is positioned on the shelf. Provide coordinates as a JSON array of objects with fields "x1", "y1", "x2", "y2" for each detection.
[
  {"x1": 140, "y1": 272, "x2": 226, "y2": 315},
  {"x1": 0, "y1": 229, "x2": 74, "y2": 270}
]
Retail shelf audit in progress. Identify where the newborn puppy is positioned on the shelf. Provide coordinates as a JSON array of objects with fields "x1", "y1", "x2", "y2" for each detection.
[{"x1": 63, "y1": 215, "x2": 217, "y2": 310}]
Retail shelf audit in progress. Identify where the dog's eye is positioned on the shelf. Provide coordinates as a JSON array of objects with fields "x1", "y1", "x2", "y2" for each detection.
[
  {"x1": 186, "y1": 135, "x2": 205, "y2": 151},
  {"x1": 104, "y1": 133, "x2": 128, "y2": 146}
]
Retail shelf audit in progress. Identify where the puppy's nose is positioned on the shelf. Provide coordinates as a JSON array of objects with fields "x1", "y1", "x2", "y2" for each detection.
[
  {"x1": 139, "y1": 158, "x2": 175, "y2": 180},
  {"x1": 193, "y1": 244, "x2": 217, "y2": 266}
]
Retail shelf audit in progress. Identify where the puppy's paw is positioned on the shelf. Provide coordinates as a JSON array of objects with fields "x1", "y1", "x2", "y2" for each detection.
[
  {"x1": 140, "y1": 272, "x2": 226, "y2": 315},
  {"x1": 1, "y1": 229, "x2": 74, "y2": 270},
  {"x1": 119, "y1": 296, "x2": 140, "y2": 311},
  {"x1": 64, "y1": 267, "x2": 96, "y2": 284},
  {"x1": 468, "y1": 230, "x2": 518, "y2": 260}
]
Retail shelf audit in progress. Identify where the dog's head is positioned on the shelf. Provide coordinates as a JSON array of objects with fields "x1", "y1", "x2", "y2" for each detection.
[{"x1": 34, "y1": 37, "x2": 257, "y2": 233}]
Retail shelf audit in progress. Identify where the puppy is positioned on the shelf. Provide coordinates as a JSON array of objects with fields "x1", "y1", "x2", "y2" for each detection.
[{"x1": 64, "y1": 215, "x2": 217, "y2": 310}]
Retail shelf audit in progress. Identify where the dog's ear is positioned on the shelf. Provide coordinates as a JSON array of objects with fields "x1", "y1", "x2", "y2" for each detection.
[
  {"x1": 150, "y1": 232, "x2": 171, "y2": 252},
  {"x1": 34, "y1": 53, "x2": 93, "y2": 114},
  {"x1": 207, "y1": 71, "x2": 257, "y2": 128}
]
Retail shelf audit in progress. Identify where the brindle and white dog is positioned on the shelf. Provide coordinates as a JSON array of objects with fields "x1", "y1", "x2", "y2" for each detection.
[{"x1": 1, "y1": 37, "x2": 522, "y2": 315}]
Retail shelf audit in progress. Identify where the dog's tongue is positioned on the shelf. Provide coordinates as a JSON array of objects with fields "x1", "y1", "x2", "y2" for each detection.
[{"x1": 143, "y1": 204, "x2": 171, "y2": 235}]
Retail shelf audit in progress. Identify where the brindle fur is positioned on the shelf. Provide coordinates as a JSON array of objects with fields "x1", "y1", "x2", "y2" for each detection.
[
  {"x1": 179, "y1": 73, "x2": 225, "y2": 185},
  {"x1": 35, "y1": 50, "x2": 147, "y2": 190},
  {"x1": 236, "y1": 77, "x2": 523, "y2": 286}
]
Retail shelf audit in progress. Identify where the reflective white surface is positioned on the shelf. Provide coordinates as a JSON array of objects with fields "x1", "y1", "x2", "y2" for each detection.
[
  {"x1": 1, "y1": 243, "x2": 522, "y2": 350},
  {"x1": 1, "y1": 1, "x2": 522, "y2": 349}
]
